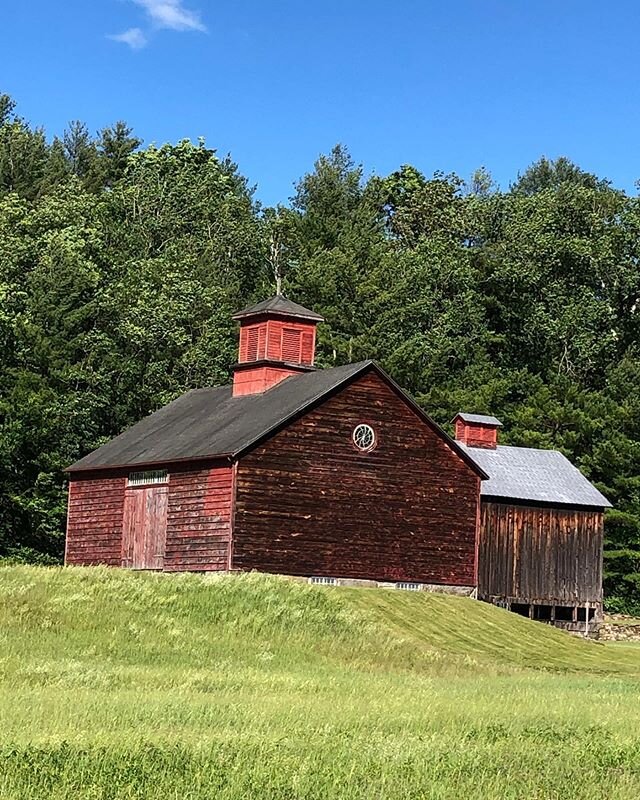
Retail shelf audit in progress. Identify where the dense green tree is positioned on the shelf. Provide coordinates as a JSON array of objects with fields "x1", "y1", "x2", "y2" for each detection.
[
  {"x1": 95, "y1": 121, "x2": 141, "y2": 187},
  {"x1": 63, "y1": 120, "x2": 99, "y2": 182},
  {"x1": 0, "y1": 95, "x2": 48, "y2": 199},
  {"x1": 0, "y1": 98, "x2": 638, "y2": 612},
  {"x1": 285, "y1": 145, "x2": 386, "y2": 365},
  {"x1": 511, "y1": 155, "x2": 609, "y2": 195}
]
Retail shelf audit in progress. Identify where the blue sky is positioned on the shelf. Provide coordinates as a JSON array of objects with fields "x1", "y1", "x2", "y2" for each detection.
[{"x1": 1, "y1": 1, "x2": 639, "y2": 204}]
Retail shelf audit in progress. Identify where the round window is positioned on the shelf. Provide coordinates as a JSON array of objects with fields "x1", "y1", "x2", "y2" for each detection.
[{"x1": 353, "y1": 424, "x2": 376, "y2": 451}]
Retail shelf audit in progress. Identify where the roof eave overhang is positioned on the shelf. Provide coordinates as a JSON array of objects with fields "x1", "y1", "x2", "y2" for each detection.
[
  {"x1": 66, "y1": 452, "x2": 235, "y2": 474},
  {"x1": 232, "y1": 311, "x2": 324, "y2": 324},
  {"x1": 481, "y1": 493, "x2": 612, "y2": 511}
]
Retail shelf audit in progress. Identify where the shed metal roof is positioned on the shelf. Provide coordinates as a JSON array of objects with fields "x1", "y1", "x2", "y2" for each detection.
[
  {"x1": 232, "y1": 295, "x2": 324, "y2": 322},
  {"x1": 68, "y1": 361, "x2": 486, "y2": 477},
  {"x1": 454, "y1": 412, "x2": 503, "y2": 427},
  {"x1": 458, "y1": 443, "x2": 611, "y2": 508}
]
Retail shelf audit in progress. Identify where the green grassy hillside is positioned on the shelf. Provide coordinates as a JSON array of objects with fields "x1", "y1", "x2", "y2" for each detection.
[{"x1": 1, "y1": 566, "x2": 640, "y2": 799}]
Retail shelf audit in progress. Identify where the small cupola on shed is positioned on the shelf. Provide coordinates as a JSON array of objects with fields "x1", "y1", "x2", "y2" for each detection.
[
  {"x1": 453, "y1": 413, "x2": 503, "y2": 449},
  {"x1": 231, "y1": 295, "x2": 324, "y2": 397}
]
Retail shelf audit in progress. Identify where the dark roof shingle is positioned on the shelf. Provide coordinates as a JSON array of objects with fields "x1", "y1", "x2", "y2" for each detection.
[
  {"x1": 68, "y1": 361, "x2": 368, "y2": 471},
  {"x1": 67, "y1": 361, "x2": 486, "y2": 478},
  {"x1": 232, "y1": 295, "x2": 324, "y2": 322}
]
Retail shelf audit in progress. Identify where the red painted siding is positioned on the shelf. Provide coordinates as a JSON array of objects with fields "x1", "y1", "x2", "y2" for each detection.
[
  {"x1": 238, "y1": 319, "x2": 317, "y2": 366},
  {"x1": 65, "y1": 474, "x2": 126, "y2": 566},
  {"x1": 233, "y1": 372, "x2": 481, "y2": 585},
  {"x1": 163, "y1": 465, "x2": 233, "y2": 571},
  {"x1": 232, "y1": 365, "x2": 305, "y2": 397},
  {"x1": 455, "y1": 420, "x2": 498, "y2": 449}
]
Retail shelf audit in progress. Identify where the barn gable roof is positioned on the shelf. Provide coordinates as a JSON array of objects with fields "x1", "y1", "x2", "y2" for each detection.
[
  {"x1": 458, "y1": 443, "x2": 611, "y2": 509},
  {"x1": 67, "y1": 361, "x2": 486, "y2": 478}
]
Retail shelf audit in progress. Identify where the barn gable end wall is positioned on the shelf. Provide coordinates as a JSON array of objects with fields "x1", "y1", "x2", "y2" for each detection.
[
  {"x1": 232, "y1": 371, "x2": 481, "y2": 586},
  {"x1": 478, "y1": 500, "x2": 604, "y2": 607}
]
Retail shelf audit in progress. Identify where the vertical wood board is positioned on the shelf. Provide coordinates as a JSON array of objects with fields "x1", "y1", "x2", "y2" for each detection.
[{"x1": 478, "y1": 501, "x2": 603, "y2": 603}]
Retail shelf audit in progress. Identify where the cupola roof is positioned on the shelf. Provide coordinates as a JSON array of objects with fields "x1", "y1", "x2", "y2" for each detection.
[{"x1": 232, "y1": 294, "x2": 324, "y2": 323}]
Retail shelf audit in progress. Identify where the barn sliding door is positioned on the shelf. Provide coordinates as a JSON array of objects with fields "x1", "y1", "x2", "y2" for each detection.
[{"x1": 122, "y1": 482, "x2": 168, "y2": 569}]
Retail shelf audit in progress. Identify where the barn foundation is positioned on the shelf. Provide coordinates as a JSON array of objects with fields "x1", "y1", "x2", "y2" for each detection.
[{"x1": 482, "y1": 596, "x2": 602, "y2": 637}]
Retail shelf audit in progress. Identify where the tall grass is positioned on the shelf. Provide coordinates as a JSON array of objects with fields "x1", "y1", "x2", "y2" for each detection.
[{"x1": 1, "y1": 566, "x2": 639, "y2": 799}]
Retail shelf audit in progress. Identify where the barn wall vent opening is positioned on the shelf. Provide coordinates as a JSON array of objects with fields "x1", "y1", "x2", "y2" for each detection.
[
  {"x1": 310, "y1": 576, "x2": 337, "y2": 586},
  {"x1": 577, "y1": 606, "x2": 596, "y2": 623},
  {"x1": 533, "y1": 604, "x2": 553, "y2": 622},
  {"x1": 353, "y1": 424, "x2": 376, "y2": 451},
  {"x1": 511, "y1": 603, "x2": 530, "y2": 618},
  {"x1": 127, "y1": 470, "x2": 168, "y2": 487}
]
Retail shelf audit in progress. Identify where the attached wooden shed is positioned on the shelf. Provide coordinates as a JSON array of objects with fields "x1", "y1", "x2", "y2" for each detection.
[
  {"x1": 65, "y1": 296, "x2": 485, "y2": 590},
  {"x1": 454, "y1": 413, "x2": 611, "y2": 635}
]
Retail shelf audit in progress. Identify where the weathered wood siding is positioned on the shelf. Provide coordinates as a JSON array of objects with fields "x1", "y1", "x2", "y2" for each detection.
[
  {"x1": 122, "y1": 484, "x2": 169, "y2": 569},
  {"x1": 65, "y1": 473, "x2": 126, "y2": 566},
  {"x1": 455, "y1": 420, "x2": 498, "y2": 449},
  {"x1": 233, "y1": 372, "x2": 481, "y2": 585},
  {"x1": 163, "y1": 465, "x2": 233, "y2": 571},
  {"x1": 66, "y1": 464, "x2": 233, "y2": 571},
  {"x1": 233, "y1": 364, "x2": 307, "y2": 396},
  {"x1": 478, "y1": 501, "x2": 603, "y2": 604}
]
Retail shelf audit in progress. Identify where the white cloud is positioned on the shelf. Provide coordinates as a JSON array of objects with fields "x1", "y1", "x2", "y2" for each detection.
[
  {"x1": 132, "y1": 0, "x2": 207, "y2": 33},
  {"x1": 109, "y1": 27, "x2": 148, "y2": 50}
]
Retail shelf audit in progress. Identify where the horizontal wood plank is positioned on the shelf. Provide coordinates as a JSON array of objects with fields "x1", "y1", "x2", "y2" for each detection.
[{"x1": 233, "y1": 371, "x2": 480, "y2": 585}]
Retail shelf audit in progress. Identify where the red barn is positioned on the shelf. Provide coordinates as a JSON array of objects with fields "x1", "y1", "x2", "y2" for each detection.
[{"x1": 65, "y1": 296, "x2": 486, "y2": 591}]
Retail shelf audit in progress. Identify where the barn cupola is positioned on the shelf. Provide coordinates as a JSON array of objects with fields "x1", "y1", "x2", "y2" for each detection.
[
  {"x1": 231, "y1": 295, "x2": 324, "y2": 397},
  {"x1": 453, "y1": 413, "x2": 503, "y2": 449}
]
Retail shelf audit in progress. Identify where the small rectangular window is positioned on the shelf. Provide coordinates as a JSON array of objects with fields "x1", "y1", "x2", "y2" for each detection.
[
  {"x1": 127, "y1": 470, "x2": 168, "y2": 487},
  {"x1": 396, "y1": 582, "x2": 421, "y2": 591},
  {"x1": 310, "y1": 576, "x2": 337, "y2": 586}
]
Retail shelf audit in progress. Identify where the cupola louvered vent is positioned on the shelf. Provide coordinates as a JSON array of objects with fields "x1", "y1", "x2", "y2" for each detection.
[
  {"x1": 301, "y1": 332, "x2": 314, "y2": 365},
  {"x1": 282, "y1": 328, "x2": 302, "y2": 362},
  {"x1": 240, "y1": 325, "x2": 267, "y2": 362},
  {"x1": 246, "y1": 328, "x2": 259, "y2": 361},
  {"x1": 232, "y1": 295, "x2": 322, "y2": 396}
]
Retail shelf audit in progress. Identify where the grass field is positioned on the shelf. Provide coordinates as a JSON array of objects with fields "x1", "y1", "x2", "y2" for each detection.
[{"x1": 1, "y1": 566, "x2": 640, "y2": 799}]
